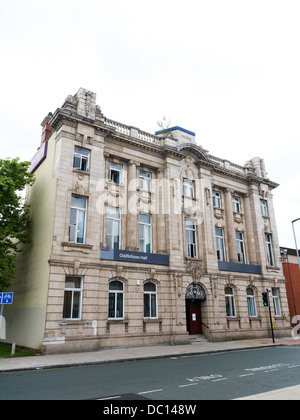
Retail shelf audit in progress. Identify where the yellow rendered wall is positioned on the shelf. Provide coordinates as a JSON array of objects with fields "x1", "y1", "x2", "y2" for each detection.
[{"x1": 3, "y1": 133, "x2": 57, "y2": 349}]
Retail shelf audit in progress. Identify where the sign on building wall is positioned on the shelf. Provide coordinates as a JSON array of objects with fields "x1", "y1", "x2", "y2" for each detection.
[
  {"x1": 29, "y1": 141, "x2": 48, "y2": 173},
  {"x1": 100, "y1": 248, "x2": 169, "y2": 266}
]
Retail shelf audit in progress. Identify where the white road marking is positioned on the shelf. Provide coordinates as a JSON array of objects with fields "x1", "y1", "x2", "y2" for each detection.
[
  {"x1": 212, "y1": 378, "x2": 227, "y2": 382},
  {"x1": 138, "y1": 389, "x2": 163, "y2": 395},
  {"x1": 179, "y1": 383, "x2": 198, "y2": 388}
]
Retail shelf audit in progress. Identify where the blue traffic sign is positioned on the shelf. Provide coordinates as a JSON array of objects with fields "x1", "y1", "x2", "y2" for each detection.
[{"x1": 0, "y1": 292, "x2": 13, "y2": 304}]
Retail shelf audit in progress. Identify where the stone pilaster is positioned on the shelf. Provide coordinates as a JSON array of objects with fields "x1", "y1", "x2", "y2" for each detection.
[
  {"x1": 224, "y1": 188, "x2": 238, "y2": 262},
  {"x1": 244, "y1": 193, "x2": 258, "y2": 265},
  {"x1": 126, "y1": 160, "x2": 138, "y2": 250}
]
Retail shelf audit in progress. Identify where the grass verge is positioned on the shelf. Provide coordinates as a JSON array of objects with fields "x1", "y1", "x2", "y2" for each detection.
[{"x1": 0, "y1": 343, "x2": 37, "y2": 358}]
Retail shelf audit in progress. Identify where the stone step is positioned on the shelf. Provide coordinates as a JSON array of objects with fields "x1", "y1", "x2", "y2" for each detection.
[{"x1": 189, "y1": 334, "x2": 209, "y2": 344}]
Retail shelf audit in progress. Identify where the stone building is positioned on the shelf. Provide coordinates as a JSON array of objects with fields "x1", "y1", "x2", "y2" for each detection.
[{"x1": 5, "y1": 88, "x2": 290, "y2": 354}]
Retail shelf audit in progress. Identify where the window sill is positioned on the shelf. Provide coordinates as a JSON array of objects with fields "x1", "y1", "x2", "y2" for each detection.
[
  {"x1": 60, "y1": 320, "x2": 84, "y2": 325},
  {"x1": 62, "y1": 242, "x2": 93, "y2": 253},
  {"x1": 107, "y1": 319, "x2": 128, "y2": 324},
  {"x1": 266, "y1": 265, "x2": 281, "y2": 271},
  {"x1": 185, "y1": 257, "x2": 202, "y2": 262},
  {"x1": 73, "y1": 169, "x2": 90, "y2": 176},
  {"x1": 143, "y1": 318, "x2": 161, "y2": 323}
]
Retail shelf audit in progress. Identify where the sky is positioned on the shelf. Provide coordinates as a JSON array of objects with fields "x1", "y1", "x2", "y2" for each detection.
[{"x1": 0, "y1": 0, "x2": 299, "y2": 249}]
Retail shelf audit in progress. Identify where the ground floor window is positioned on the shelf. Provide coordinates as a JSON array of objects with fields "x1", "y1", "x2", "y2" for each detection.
[
  {"x1": 62, "y1": 276, "x2": 83, "y2": 320},
  {"x1": 272, "y1": 287, "x2": 281, "y2": 316},
  {"x1": 144, "y1": 282, "x2": 157, "y2": 318},
  {"x1": 247, "y1": 287, "x2": 257, "y2": 317},
  {"x1": 108, "y1": 280, "x2": 124, "y2": 319},
  {"x1": 225, "y1": 286, "x2": 236, "y2": 317}
]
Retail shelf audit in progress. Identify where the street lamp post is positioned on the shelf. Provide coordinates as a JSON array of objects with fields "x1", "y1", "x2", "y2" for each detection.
[{"x1": 291, "y1": 218, "x2": 300, "y2": 275}]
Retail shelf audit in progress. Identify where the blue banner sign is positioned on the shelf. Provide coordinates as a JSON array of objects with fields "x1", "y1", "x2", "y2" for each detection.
[
  {"x1": 100, "y1": 248, "x2": 169, "y2": 266},
  {"x1": 0, "y1": 292, "x2": 14, "y2": 304}
]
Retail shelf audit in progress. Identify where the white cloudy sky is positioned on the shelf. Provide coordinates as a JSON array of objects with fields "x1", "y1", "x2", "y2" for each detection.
[{"x1": 0, "y1": 0, "x2": 300, "y2": 248}]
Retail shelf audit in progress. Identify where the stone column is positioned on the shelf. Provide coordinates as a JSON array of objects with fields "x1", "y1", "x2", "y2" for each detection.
[
  {"x1": 126, "y1": 160, "x2": 138, "y2": 250},
  {"x1": 224, "y1": 188, "x2": 238, "y2": 262}
]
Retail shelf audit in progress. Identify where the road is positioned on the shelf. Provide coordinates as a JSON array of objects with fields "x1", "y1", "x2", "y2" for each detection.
[{"x1": 0, "y1": 346, "x2": 300, "y2": 400}]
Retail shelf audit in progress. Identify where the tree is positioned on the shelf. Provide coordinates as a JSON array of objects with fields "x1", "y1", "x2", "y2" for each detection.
[
  {"x1": 0, "y1": 158, "x2": 35, "y2": 290},
  {"x1": 157, "y1": 115, "x2": 171, "y2": 133}
]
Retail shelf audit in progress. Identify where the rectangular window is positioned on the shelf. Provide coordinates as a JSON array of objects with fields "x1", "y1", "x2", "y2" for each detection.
[
  {"x1": 215, "y1": 227, "x2": 226, "y2": 261},
  {"x1": 185, "y1": 219, "x2": 197, "y2": 258},
  {"x1": 73, "y1": 147, "x2": 90, "y2": 171},
  {"x1": 183, "y1": 179, "x2": 194, "y2": 198},
  {"x1": 63, "y1": 276, "x2": 83, "y2": 320},
  {"x1": 108, "y1": 280, "x2": 124, "y2": 319},
  {"x1": 247, "y1": 287, "x2": 257, "y2": 317},
  {"x1": 236, "y1": 231, "x2": 246, "y2": 263},
  {"x1": 69, "y1": 196, "x2": 87, "y2": 244},
  {"x1": 272, "y1": 288, "x2": 281, "y2": 316},
  {"x1": 144, "y1": 282, "x2": 157, "y2": 319},
  {"x1": 212, "y1": 191, "x2": 221, "y2": 208},
  {"x1": 107, "y1": 207, "x2": 121, "y2": 249},
  {"x1": 260, "y1": 199, "x2": 268, "y2": 217},
  {"x1": 225, "y1": 286, "x2": 236, "y2": 317},
  {"x1": 139, "y1": 213, "x2": 152, "y2": 253},
  {"x1": 139, "y1": 171, "x2": 151, "y2": 192},
  {"x1": 109, "y1": 163, "x2": 122, "y2": 184},
  {"x1": 265, "y1": 233, "x2": 274, "y2": 266},
  {"x1": 232, "y1": 196, "x2": 241, "y2": 213}
]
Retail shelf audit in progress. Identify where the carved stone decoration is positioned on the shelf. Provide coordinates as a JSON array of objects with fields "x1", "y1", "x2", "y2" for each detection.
[
  {"x1": 204, "y1": 187, "x2": 211, "y2": 206},
  {"x1": 186, "y1": 284, "x2": 206, "y2": 301},
  {"x1": 214, "y1": 208, "x2": 225, "y2": 220},
  {"x1": 173, "y1": 273, "x2": 183, "y2": 297},
  {"x1": 191, "y1": 264, "x2": 202, "y2": 282},
  {"x1": 233, "y1": 213, "x2": 244, "y2": 224}
]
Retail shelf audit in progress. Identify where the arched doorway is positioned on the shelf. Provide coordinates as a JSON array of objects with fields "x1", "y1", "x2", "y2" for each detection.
[{"x1": 185, "y1": 284, "x2": 206, "y2": 335}]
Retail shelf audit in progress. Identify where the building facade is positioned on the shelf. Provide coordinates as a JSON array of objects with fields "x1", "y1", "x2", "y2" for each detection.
[
  {"x1": 5, "y1": 88, "x2": 290, "y2": 354},
  {"x1": 280, "y1": 247, "x2": 300, "y2": 327}
]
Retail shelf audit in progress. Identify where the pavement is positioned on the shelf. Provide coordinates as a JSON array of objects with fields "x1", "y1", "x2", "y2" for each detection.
[{"x1": 1, "y1": 336, "x2": 300, "y2": 400}]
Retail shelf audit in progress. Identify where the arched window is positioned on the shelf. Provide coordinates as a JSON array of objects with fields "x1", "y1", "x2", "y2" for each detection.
[
  {"x1": 225, "y1": 286, "x2": 236, "y2": 317},
  {"x1": 144, "y1": 282, "x2": 157, "y2": 319},
  {"x1": 108, "y1": 280, "x2": 124, "y2": 319},
  {"x1": 247, "y1": 287, "x2": 257, "y2": 317}
]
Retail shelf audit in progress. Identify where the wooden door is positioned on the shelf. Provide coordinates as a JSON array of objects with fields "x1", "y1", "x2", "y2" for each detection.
[{"x1": 189, "y1": 301, "x2": 202, "y2": 334}]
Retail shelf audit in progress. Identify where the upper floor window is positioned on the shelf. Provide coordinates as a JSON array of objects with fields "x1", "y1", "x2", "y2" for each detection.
[
  {"x1": 212, "y1": 191, "x2": 221, "y2": 208},
  {"x1": 215, "y1": 227, "x2": 226, "y2": 261},
  {"x1": 185, "y1": 219, "x2": 197, "y2": 258},
  {"x1": 232, "y1": 196, "x2": 241, "y2": 213},
  {"x1": 69, "y1": 195, "x2": 87, "y2": 244},
  {"x1": 139, "y1": 213, "x2": 152, "y2": 253},
  {"x1": 265, "y1": 233, "x2": 274, "y2": 266},
  {"x1": 109, "y1": 163, "x2": 122, "y2": 184},
  {"x1": 236, "y1": 231, "x2": 246, "y2": 263},
  {"x1": 107, "y1": 207, "x2": 121, "y2": 250},
  {"x1": 260, "y1": 199, "x2": 268, "y2": 217},
  {"x1": 183, "y1": 179, "x2": 194, "y2": 198},
  {"x1": 73, "y1": 147, "x2": 90, "y2": 172},
  {"x1": 139, "y1": 171, "x2": 151, "y2": 192},
  {"x1": 63, "y1": 276, "x2": 83, "y2": 320}
]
